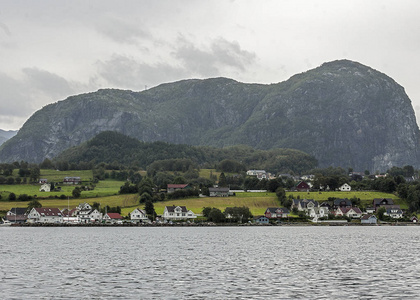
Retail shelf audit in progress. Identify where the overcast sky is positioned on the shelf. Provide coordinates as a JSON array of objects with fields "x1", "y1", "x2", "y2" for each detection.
[{"x1": 1, "y1": 0, "x2": 420, "y2": 130}]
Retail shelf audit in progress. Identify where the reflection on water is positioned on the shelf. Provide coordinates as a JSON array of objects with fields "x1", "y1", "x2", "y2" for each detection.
[{"x1": 1, "y1": 226, "x2": 420, "y2": 299}]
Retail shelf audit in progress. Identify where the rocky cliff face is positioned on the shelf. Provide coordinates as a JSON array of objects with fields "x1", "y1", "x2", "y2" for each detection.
[
  {"x1": 1, "y1": 60, "x2": 419, "y2": 171},
  {"x1": 0, "y1": 130, "x2": 17, "y2": 146}
]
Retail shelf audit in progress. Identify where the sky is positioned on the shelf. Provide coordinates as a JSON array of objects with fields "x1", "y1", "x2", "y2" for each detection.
[{"x1": 1, "y1": 0, "x2": 420, "y2": 130}]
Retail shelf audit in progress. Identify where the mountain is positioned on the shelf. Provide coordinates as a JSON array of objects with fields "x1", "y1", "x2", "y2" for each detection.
[
  {"x1": 54, "y1": 131, "x2": 318, "y2": 174},
  {"x1": 0, "y1": 129, "x2": 17, "y2": 146},
  {"x1": 0, "y1": 59, "x2": 419, "y2": 171}
]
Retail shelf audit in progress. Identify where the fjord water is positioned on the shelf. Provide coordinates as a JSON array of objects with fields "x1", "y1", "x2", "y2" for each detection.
[{"x1": 1, "y1": 226, "x2": 420, "y2": 299}]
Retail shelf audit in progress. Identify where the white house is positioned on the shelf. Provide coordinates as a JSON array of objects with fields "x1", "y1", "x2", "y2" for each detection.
[
  {"x1": 77, "y1": 209, "x2": 102, "y2": 223},
  {"x1": 162, "y1": 206, "x2": 197, "y2": 221},
  {"x1": 384, "y1": 207, "x2": 403, "y2": 219},
  {"x1": 39, "y1": 183, "x2": 51, "y2": 192},
  {"x1": 246, "y1": 170, "x2": 270, "y2": 180},
  {"x1": 338, "y1": 183, "x2": 351, "y2": 192},
  {"x1": 27, "y1": 207, "x2": 63, "y2": 223},
  {"x1": 361, "y1": 214, "x2": 377, "y2": 224},
  {"x1": 345, "y1": 207, "x2": 362, "y2": 219},
  {"x1": 209, "y1": 187, "x2": 230, "y2": 197},
  {"x1": 130, "y1": 208, "x2": 150, "y2": 223}
]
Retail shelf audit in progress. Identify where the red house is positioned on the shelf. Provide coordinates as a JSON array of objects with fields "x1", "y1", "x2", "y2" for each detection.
[
  {"x1": 295, "y1": 181, "x2": 310, "y2": 192},
  {"x1": 103, "y1": 213, "x2": 123, "y2": 223}
]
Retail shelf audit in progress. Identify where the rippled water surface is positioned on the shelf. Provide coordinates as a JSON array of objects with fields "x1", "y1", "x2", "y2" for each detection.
[{"x1": 2, "y1": 226, "x2": 420, "y2": 299}]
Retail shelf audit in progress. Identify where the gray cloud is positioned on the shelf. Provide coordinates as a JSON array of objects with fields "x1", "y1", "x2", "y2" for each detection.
[
  {"x1": 0, "y1": 22, "x2": 11, "y2": 36},
  {"x1": 95, "y1": 54, "x2": 187, "y2": 89},
  {"x1": 0, "y1": 73, "x2": 34, "y2": 117},
  {"x1": 0, "y1": 69, "x2": 92, "y2": 129},
  {"x1": 94, "y1": 16, "x2": 152, "y2": 45},
  {"x1": 22, "y1": 68, "x2": 74, "y2": 98},
  {"x1": 174, "y1": 36, "x2": 257, "y2": 77}
]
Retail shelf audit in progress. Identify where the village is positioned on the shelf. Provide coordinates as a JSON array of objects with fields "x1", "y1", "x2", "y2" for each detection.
[
  {"x1": 1, "y1": 168, "x2": 418, "y2": 226},
  {"x1": 2, "y1": 195, "x2": 416, "y2": 226}
]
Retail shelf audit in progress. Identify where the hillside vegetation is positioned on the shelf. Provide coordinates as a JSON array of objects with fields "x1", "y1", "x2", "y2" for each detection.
[{"x1": 54, "y1": 131, "x2": 318, "y2": 174}]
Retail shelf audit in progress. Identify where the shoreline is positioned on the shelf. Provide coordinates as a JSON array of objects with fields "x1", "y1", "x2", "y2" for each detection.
[{"x1": 5, "y1": 221, "x2": 419, "y2": 227}]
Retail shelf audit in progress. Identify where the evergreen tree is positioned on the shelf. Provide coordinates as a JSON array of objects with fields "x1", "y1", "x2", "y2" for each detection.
[
  {"x1": 144, "y1": 200, "x2": 156, "y2": 221},
  {"x1": 218, "y1": 172, "x2": 227, "y2": 187}
]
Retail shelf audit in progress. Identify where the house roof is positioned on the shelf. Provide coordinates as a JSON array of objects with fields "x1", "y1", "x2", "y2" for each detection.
[
  {"x1": 266, "y1": 207, "x2": 279, "y2": 213},
  {"x1": 132, "y1": 208, "x2": 146, "y2": 215},
  {"x1": 296, "y1": 181, "x2": 310, "y2": 188},
  {"x1": 386, "y1": 208, "x2": 403, "y2": 214},
  {"x1": 336, "y1": 207, "x2": 349, "y2": 214},
  {"x1": 167, "y1": 184, "x2": 189, "y2": 189},
  {"x1": 106, "y1": 213, "x2": 122, "y2": 219},
  {"x1": 300, "y1": 199, "x2": 318, "y2": 208},
  {"x1": 373, "y1": 198, "x2": 394, "y2": 206},
  {"x1": 10, "y1": 207, "x2": 27, "y2": 215},
  {"x1": 61, "y1": 208, "x2": 78, "y2": 217},
  {"x1": 165, "y1": 205, "x2": 188, "y2": 213},
  {"x1": 333, "y1": 198, "x2": 352, "y2": 206},
  {"x1": 34, "y1": 207, "x2": 62, "y2": 216},
  {"x1": 349, "y1": 207, "x2": 362, "y2": 214},
  {"x1": 361, "y1": 214, "x2": 377, "y2": 220}
]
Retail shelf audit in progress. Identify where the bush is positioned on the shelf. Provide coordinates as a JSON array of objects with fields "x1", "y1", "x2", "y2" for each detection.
[{"x1": 17, "y1": 194, "x2": 32, "y2": 201}]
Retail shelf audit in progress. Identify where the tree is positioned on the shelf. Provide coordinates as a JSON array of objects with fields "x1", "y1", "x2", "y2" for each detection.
[
  {"x1": 6, "y1": 177, "x2": 14, "y2": 185},
  {"x1": 92, "y1": 202, "x2": 100, "y2": 210},
  {"x1": 267, "y1": 179, "x2": 281, "y2": 192},
  {"x1": 72, "y1": 187, "x2": 81, "y2": 198},
  {"x1": 138, "y1": 177, "x2": 154, "y2": 196},
  {"x1": 173, "y1": 176, "x2": 187, "y2": 184},
  {"x1": 403, "y1": 165, "x2": 415, "y2": 177},
  {"x1": 217, "y1": 159, "x2": 246, "y2": 173},
  {"x1": 39, "y1": 158, "x2": 54, "y2": 169},
  {"x1": 29, "y1": 167, "x2": 41, "y2": 182},
  {"x1": 243, "y1": 176, "x2": 259, "y2": 190},
  {"x1": 377, "y1": 207, "x2": 386, "y2": 221},
  {"x1": 27, "y1": 199, "x2": 42, "y2": 211},
  {"x1": 218, "y1": 172, "x2": 227, "y2": 187},
  {"x1": 202, "y1": 207, "x2": 212, "y2": 218},
  {"x1": 8, "y1": 192, "x2": 16, "y2": 201},
  {"x1": 276, "y1": 187, "x2": 286, "y2": 205},
  {"x1": 139, "y1": 192, "x2": 152, "y2": 203},
  {"x1": 224, "y1": 206, "x2": 252, "y2": 223},
  {"x1": 17, "y1": 194, "x2": 31, "y2": 201},
  {"x1": 208, "y1": 208, "x2": 225, "y2": 223},
  {"x1": 144, "y1": 200, "x2": 156, "y2": 221}
]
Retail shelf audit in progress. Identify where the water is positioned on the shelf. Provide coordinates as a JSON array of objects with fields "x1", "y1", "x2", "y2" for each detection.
[{"x1": 1, "y1": 226, "x2": 420, "y2": 299}]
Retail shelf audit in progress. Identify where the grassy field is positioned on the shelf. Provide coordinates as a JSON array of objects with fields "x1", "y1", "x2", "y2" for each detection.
[{"x1": 0, "y1": 179, "x2": 124, "y2": 199}]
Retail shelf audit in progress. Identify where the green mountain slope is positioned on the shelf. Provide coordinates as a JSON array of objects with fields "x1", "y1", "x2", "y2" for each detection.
[
  {"x1": 54, "y1": 131, "x2": 318, "y2": 174},
  {"x1": 1, "y1": 59, "x2": 419, "y2": 171}
]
